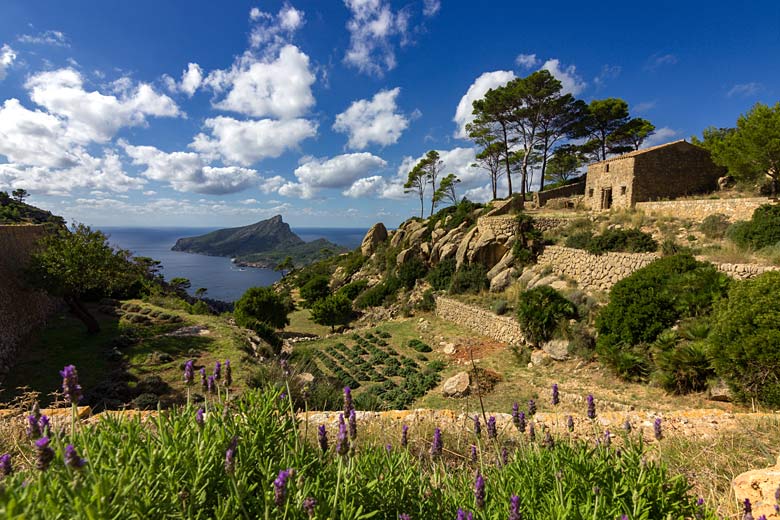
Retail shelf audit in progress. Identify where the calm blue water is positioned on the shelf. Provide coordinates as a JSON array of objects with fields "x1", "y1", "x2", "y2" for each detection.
[{"x1": 100, "y1": 227, "x2": 367, "y2": 302}]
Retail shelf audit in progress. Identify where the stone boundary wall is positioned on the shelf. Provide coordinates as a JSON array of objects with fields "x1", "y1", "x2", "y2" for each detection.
[
  {"x1": 476, "y1": 215, "x2": 518, "y2": 238},
  {"x1": 532, "y1": 217, "x2": 572, "y2": 232},
  {"x1": 709, "y1": 261, "x2": 780, "y2": 280},
  {"x1": 0, "y1": 225, "x2": 60, "y2": 380},
  {"x1": 534, "y1": 181, "x2": 586, "y2": 207},
  {"x1": 435, "y1": 296, "x2": 524, "y2": 345},
  {"x1": 635, "y1": 197, "x2": 772, "y2": 222}
]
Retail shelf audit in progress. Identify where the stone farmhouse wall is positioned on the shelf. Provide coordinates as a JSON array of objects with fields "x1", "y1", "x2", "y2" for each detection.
[
  {"x1": 636, "y1": 198, "x2": 771, "y2": 222},
  {"x1": 584, "y1": 141, "x2": 722, "y2": 211},
  {"x1": 476, "y1": 215, "x2": 518, "y2": 238},
  {"x1": 435, "y1": 296, "x2": 525, "y2": 345},
  {"x1": 0, "y1": 225, "x2": 60, "y2": 381},
  {"x1": 534, "y1": 181, "x2": 586, "y2": 207}
]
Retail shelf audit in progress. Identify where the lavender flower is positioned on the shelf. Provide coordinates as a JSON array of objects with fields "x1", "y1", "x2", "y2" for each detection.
[
  {"x1": 401, "y1": 424, "x2": 408, "y2": 448},
  {"x1": 348, "y1": 409, "x2": 357, "y2": 441},
  {"x1": 586, "y1": 394, "x2": 596, "y2": 419},
  {"x1": 431, "y1": 428, "x2": 442, "y2": 458},
  {"x1": 200, "y1": 367, "x2": 207, "y2": 390},
  {"x1": 318, "y1": 425, "x2": 328, "y2": 452},
  {"x1": 398, "y1": 515, "x2": 410, "y2": 520},
  {"x1": 280, "y1": 359, "x2": 290, "y2": 376},
  {"x1": 528, "y1": 399, "x2": 537, "y2": 416},
  {"x1": 60, "y1": 364, "x2": 83, "y2": 404},
  {"x1": 214, "y1": 361, "x2": 221, "y2": 380},
  {"x1": 0, "y1": 454, "x2": 11, "y2": 477},
  {"x1": 487, "y1": 416, "x2": 497, "y2": 440},
  {"x1": 26, "y1": 414, "x2": 41, "y2": 439},
  {"x1": 302, "y1": 497, "x2": 317, "y2": 517},
  {"x1": 336, "y1": 414, "x2": 349, "y2": 456},
  {"x1": 225, "y1": 437, "x2": 237, "y2": 474},
  {"x1": 385, "y1": 444, "x2": 392, "y2": 453},
  {"x1": 517, "y1": 410, "x2": 526, "y2": 434},
  {"x1": 224, "y1": 360, "x2": 232, "y2": 386},
  {"x1": 195, "y1": 408, "x2": 205, "y2": 428},
  {"x1": 551, "y1": 384, "x2": 559, "y2": 406},
  {"x1": 566, "y1": 415, "x2": 574, "y2": 432},
  {"x1": 64, "y1": 444, "x2": 86, "y2": 469},
  {"x1": 654, "y1": 418, "x2": 663, "y2": 440},
  {"x1": 512, "y1": 403, "x2": 522, "y2": 431},
  {"x1": 501, "y1": 447, "x2": 509, "y2": 466},
  {"x1": 39, "y1": 415, "x2": 50, "y2": 435},
  {"x1": 528, "y1": 422, "x2": 536, "y2": 442},
  {"x1": 743, "y1": 498, "x2": 754, "y2": 520},
  {"x1": 456, "y1": 508, "x2": 473, "y2": 520},
  {"x1": 183, "y1": 360, "x2": 194, "y2": 385},
  {"x1": 470, "y1": 444, "x2": 477, "y2": 463},
  {"x1": 273, "y1": 468, "x2": 294, "y2": 507},
  {"x1": 604, "y1": 430, "x2": 611, "y2": 448},
  {"x1": 473, "y1": 415, "x2": 481, "y2": 438},
  {"x1": 207, "y1": 375, "x2": 216, "y2": 394},
  {"x1": 474, "y1": 473, "x2": 485, "y2": 509},
  {"x1": 623, "y1": 419, "x2": 632, "y2": 433},
  {"x1": 509, "y1": 495, "x2": 522, "y2": 520},
  {"x1": 35, "y1": 437, "x2": 54, "y2": 471},
  {"x1": 343, "y1": 386, "x2": 353, "y2": 416},
  {"x1": 543, "y1": 431, "x2": 554, "y2": 449}
]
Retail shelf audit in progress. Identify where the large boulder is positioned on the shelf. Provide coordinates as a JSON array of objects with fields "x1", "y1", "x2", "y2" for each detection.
[
  {"x1": 489, "y1": 267, "x2": 516, "y2": 292},
  {"x1": 487, "y1": 251, "x2": 516, "y2": 280},
  {"x1": 361, "y1": 223, "x2": 388, "y2": 257},
  {"x1": 396, "y1": 246, "x2": 419, "y2": 266},
  {"x1": 442, "y1": 371, "x2": 471, "y2": 398},
  {"x1": 455, "y1": 226, "x2": 480, "y2": 268},
  {"x1": 732, "y1": 454, "x2": 780, "y2": 519},
  {"x1": 542, "y1": 339, "x2": 569, "y2": 361}
]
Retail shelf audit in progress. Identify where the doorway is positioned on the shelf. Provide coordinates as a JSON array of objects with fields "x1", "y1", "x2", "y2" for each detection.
[{"x1": 600, "y1": 188, "x2": 613, "y2": 210}]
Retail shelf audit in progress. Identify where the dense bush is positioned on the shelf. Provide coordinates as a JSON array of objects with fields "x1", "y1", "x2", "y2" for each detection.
[
  {"x1": 651, "y1": 320, "x2": 715, "y2": 394},
  {"x1": 354, "y1": 276, "x2": 401, "y2": 309},
  {"x1": 516, "y1": 286, "x2": 577, "y2": 347},
  {"x1": 426, "y1": 198, "x2": 484, "y2": 232},
  {"x1": 336, "y1": 279, "x2": 369, "y2": 300},
  {"x1": 397, "y1": 257, "x2": 428, "y2": 289},
  {"x1": 448, "y1": 263, "x2": 488, "y2": 294},
  {"x1": 511, "y1": 214, "x2": 543, "y2": 266},
  {"x1": 699, "y1": 213, "x2": 731, "y2": 239},
  {"x1": 709, "y1": 272, "x2": 780, "y2": 406},
  {"x1": 596, "y1": 255, "x2": 729, "y2": 381},
  {"x1": 234, "y1": 286, "x2": 292, "y2": 330},
  {"x1": 408, "y1": 339, "x2": 432, "y2": 353},
  {"x1": 565, "y1": 228, "x2": 657, "y2": 255},
  {"x1": 726, "y1": 203, "x2": 780, "y2": 249},
  {"x1": 310, "y1": 293, "x2": 353, "y2": 331},
  {"x1": 416, "y1": 289, "x2": 436, "y2": 311},
  {"x1": 242, "y1": 319, "x2": 284, "y2": 355},
  {"x1": 299, "y1": 275, "x2": 331, "y2": 307},
  {"x1": 563, "y1": 231, "x2": 593, "y2": 250},
  {"x1": 426, "y1": 258, "x2": 456, "y2": 291}
]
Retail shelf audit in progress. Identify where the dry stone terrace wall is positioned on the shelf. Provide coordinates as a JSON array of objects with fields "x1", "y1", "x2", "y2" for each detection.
[
  {"x1": 636, "y1": 197, "x2": 772, "y2": 222},
  {"x1": 476, "y1": 215, "x2": 519, "y2": 238},
  {"x1": 435, "y1": 296, "x2": 524, "y2": 345},
  {"x1": 710, "y1": 261, "x2": 780, "y2": 280},
  {"x1": 534, "y1": 181, "x2": 586, "y2": 207},
  {"x1": 0, "y1": 225, "x2": 60, "y2": 380}
]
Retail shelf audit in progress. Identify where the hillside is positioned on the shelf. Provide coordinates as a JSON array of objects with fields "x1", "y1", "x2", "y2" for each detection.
[
  {"x1": 0, "y1": 192, "x2": 65, "y2": 226},
  {"x1": 171, "y1": 215, "x2": 346, "y2": 267}
]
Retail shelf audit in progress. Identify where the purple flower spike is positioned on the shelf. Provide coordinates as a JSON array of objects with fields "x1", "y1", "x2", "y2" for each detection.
[
  {"x1": 543, "y1": 431, "x2": 554, "y2": 449},
  {"x1": 0, "y1": 454, "x2": 12, "y2": 477},
  {"x1": 430, "y1": 428, "x2": 442, "y2": 458},
  {"x1": 566, "y1": 415, "x2": 574, "y2": 432},
  {"x1": 64, "y1": 444, "x2": 86, "y2": 469},
  {"x1": 501, "y1": 447, "x2": 509, "y2": 466},
  {"x1": 604, "y1": 430, "x2": 611, "y2": 448},
  {"x1": 224, "y1": 360, "x2": 232, "y2": 386},
  {"x1": 653, "y1": 418, "x2": 663, "y2": 440},
  {"x1": 528, "y1": 399, "x2": 537, "y2": 416},
  {"x1": 195, "y1": 407, "x2": 204, "y2": 428},
  {"x1": 623, "y1": 419, "x2": 632, "y2": 433},
  {"x1": 512, "y1": 402, "x2": 521, "y2": 430},
  {"x1": 398, "y1": 515, "x2": 410, "y2": 520},
  {"x1": 183, "y1": 360, "x2": 194, "y2": 385},
  {"x1": 474, "y1": 473, "x2": 485, "y2": 509},
  {"x1": 214, "y1": 361, "x2": 221, "y2": 380},
  {"x1": 343, "y1": 386, "x2": 353, "y2": 416},
  {"x1": 273, "y1": 468, "x2": 294, "y2": 507},
  {"x1": 470, "y1": 444, "x2": 477, "y2": 463},
  {"x1": 586, "y1": 394, "x2": 596, "y2": 419},
  {"x1": 473, "y1": 415, "x2": 481, "y2": 438},
  {"x1": 509, "y1": 495, "x2": 522, "y2": 520},
  {"x1": 302, "y1": 496, "x2": 317, "y2": 517},
  {"x1": 744, "y1": 498, "x2": 752, "y2": 514},
  {"x1": 517, "y1": 411, "x2": 526, "y2": 433},
  {"x1": 38, "y1": 415, "x2": 50, "y2": 435},
  {"x1": 207, "y1": 375, "x2": 216, "y2": 393},
  {"x1": 552, "y1": 384, "x2": 559, "y2": 406},
  {"x1": 26, "y1": 414, "x2": 41, "y2": 439},
  {"x1": 487, "y1": 416, "x2": 497, "y2": 440},
  {"x1": 60, "y1": 365, "x2": 82, "y2": 405},
  {"x1": 318, "y1": 424, "x2": 328, "y2": 452},
  {"x1": 528, "y1": 422, "x2": 536, "y2": 442},
  {"x1": 401, "y1": 424, "x2": 408, "y2": 448},
  {"x1": 348, "y1": 409, "x2": 357, "y2": 441},
  {"x1": 336, "y1": 414, "x2": 349, "y2": 456},
  {"x1": 224, "y1": 437, "x2": 237, "y2": 474},
  {"x1": 385, "y1": 444, "x2": 392, "y2": 453},
  {"x1": 199, "y1": 367, "x2": 207, "y2": 390},
  {"x1": 456, "y1": 508, "x2": 473, "y2": 520},
  {"x1": 35, "y1": 437, "x2": 54, "y2": 471}
]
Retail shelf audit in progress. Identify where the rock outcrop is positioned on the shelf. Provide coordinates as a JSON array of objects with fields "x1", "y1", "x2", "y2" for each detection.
[
  {"x1": 442, "y1": 371, "x2": 471, "y2": 398},
  {"x1": 732, "y1": 454, "x2": 780, "y2": 519},
  {"x1": 360, "y1": 223, "x2": 388, "y2": 257}
]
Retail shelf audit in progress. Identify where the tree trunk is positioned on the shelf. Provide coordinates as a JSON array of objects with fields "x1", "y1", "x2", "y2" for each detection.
[
  {"x1": 539, "y1": 153, "x2": 548, "y2": 192},
  {"x1": 491, "y1": 174, "x2": 497, "y2": 200},
  {"x1": 419, "y1": 194, "x2": 424, "y2": 218},
  {"x1": 501, "y1": 123, "x2": 513, "y2": 197},
  {"x1": 64, "y1": 295, "x2": 101, "y2": 334}
]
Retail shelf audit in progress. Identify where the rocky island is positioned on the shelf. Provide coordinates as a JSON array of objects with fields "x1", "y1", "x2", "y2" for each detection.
[{"x1": 171, "y1": 215, "x2": 346, "y2": 268}]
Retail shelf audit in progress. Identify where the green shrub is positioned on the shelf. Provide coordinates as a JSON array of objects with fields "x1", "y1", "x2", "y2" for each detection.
[
  {"x1": 354, "y1": 276, "x2": 401, "y2": 309},
  {"x1": 516, "y1": 286, "x2": 577, "y2": 347},
  {"x1": 587, "y1": 228, "x2": 658, "y2": 254},
  {"x1": 336, "y1": 280, "x2": 369, "y2": 300},
  {"x1": 699, "y1": 214, "x2": 731, "y2": 239},
  {"x1": 310, "y1": 293, "x2": 353, "y2": 332},
  {"x1": 243, "y1": 319, "x2": 284, "y2": 355},
  {"x1": 189, "y1": 300, "x2": 210, "y2": 315},
  {"x1": 397, "y1": 257, "x2": 428, "y2": 289},
  {"x1": 596, "y1": 255, "x2": 730, "y2": 381},
  {"x1": 234, "y1": 286, "x2": 291, "y2": 330},
  {"x1": 491, "y1": 299, "x2": 508, "y2": 315},
  {"x1": 448, "y1": 263, "x2": 488, "y2": 295},
  {"x1": 416, "y1": 289, "x2": 436, "y2": 312},
  {"x1": 426, "y1": 258, "x2": 456, "y2": 291},
  {"x1": 408, "y1": 339, "x2": 432, "y2": 353},
  {"x1": 299, "y1": 275, "x2": 331, "y2": 307},
  {"x1": 726, "y1": 203, "x2": 780, "y2": 249},
  {"x1": 564, "y1": 231, "x2": 593, "y2": 250},
  {"x1": 709, "y1": 272, "x2": 780, "y2": 407},
  {"x1": 512, "y1": 214, "x2": 543, "y2": 266}
]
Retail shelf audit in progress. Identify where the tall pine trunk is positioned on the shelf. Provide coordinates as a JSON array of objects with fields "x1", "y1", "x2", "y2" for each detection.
[{"x1": 65, "y1": 295, "x2": 100, "y2": 334}]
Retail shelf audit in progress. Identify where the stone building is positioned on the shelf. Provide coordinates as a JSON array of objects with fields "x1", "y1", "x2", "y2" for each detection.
[{"x1": 583, "y1": 140, "x2": 723, "y2": 211}]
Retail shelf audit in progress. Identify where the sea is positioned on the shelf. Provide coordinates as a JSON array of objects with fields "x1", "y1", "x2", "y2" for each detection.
[{"x1": 99, "y1": 227, "x2": 368, "y2": 302}]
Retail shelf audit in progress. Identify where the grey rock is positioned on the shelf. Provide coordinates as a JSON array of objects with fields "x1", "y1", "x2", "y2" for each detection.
[
  {"x1": 442, "y1": 371, "x2": 471, "y2": 398},
  {"x1": 542, "y1": 339, "x2": 569, "y2": 361},
  {"x1": 361, "y1": 222, "x2": 388, "y2": 257}
]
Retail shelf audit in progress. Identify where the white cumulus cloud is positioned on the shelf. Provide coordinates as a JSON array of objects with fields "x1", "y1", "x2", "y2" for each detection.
[
  {"x1": 453, "y1": 70, "x2": 515, "y2": 139},
  {"x1": 280, "y1": 153, "x2": 387, "y2": 199},
  {"x1": 333, "y1": 87, "x2": 409, "y2": 149},
  {"x1": 0, "y1": 44, "x2": 16, "y2": 81},
  {"x1": 515, "y1": 53, "x2": 538, "y2": 68},
  {"x1": 540, "y1": 59, "x2": 586, "y2": 95},
  {"x1": 343, "y1": 0, "x2": 411, "y2": 76}
]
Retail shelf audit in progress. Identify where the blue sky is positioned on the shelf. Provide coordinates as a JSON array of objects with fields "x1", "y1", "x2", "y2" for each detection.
[{"x1": 0, "y1": 0, "x2": 778, "y2": 228}]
